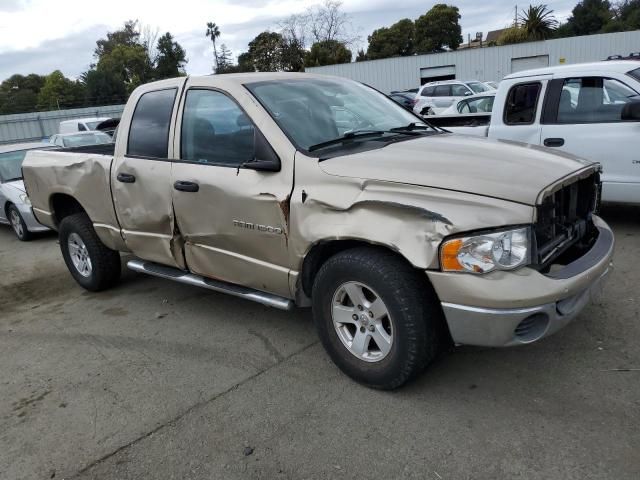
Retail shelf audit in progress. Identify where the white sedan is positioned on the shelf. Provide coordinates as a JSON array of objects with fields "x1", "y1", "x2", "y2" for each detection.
[
  {"x1": 0, "y1": 142, "x2": 52, "y2": 240},
  {"x1": 439, "y1": 91, "x2": 497, "y2": 115},
  {"x1": 49, "y1": 131, "x2": 113, "y2": 148}
]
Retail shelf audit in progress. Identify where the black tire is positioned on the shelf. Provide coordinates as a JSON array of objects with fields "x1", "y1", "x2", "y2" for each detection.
[
  {"x1": 7, "y1": 204, "x2": 32, "y2": 241},
  {"x1": 312, "y1": 247, "x2": 446, "y2": 390},
  {"x1": 59, "y1": 213, "x2": 121, "y2": 291}
]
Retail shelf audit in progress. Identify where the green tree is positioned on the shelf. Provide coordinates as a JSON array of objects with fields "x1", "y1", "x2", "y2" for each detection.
[
  {"x1": 237, "y1": 52, "x2": 255, "y2": 72},
  {"x1": 497, "y1": 26, "x2": 530, "y2": 45},
  {"x1": 355, "y1": 49, "x2": 367, "y2": 62},
  {"x1": 304, "y1": 39, "x2": 352, "y2": 67},
  {"x1": 97, "y1": 43, "x2": 151, "y2": 93},
  {"x1": 36, "y1": 70, "x2": 85, "y2": 110},
  {"x1": 414, "y1": 4, "x2": 462, "y2": 53},
  {"x1": 95, "y1": 20, "x2": 141, "y2": 58},
  {"x1": 206, "y1": 22, "x2": 221, "y2": 71},
  {"x1": 281, "y1": 36, "x2": 306, "y2": 72},
  {"x1": 216, "y1": 44, "x2": 235, "y2": 73},
  {"x1": 606, "y1": 0, "x2": 640, "y2": 31},
  {"x1": 82, "y1": 69, "x2": 127, "y2": 106},
  {"x1": 0, "y1": 74, "x2": 45, "y2": 114},
  {"x1": 519, "y1": 4, "x2": 558, "y2": 40},
  {"x1": 564, "y1": 0, "x2": 613, "y2": 35},
  {"x1": 366, "y1": 18, "x2": 415, "y2": 60},
  {"x1": 155, "y1": 32, "x2": 187, "y2": 79},
  {"x1": 247, "y1": 32, "x2": 284, "y2": 72}
]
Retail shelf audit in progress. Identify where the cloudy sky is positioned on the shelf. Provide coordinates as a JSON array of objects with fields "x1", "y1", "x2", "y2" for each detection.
[{"x1": 0, "y1": 0, "x2": 577, "y2": 82}]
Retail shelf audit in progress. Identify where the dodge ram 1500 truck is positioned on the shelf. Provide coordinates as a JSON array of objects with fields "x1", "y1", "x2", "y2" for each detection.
[
  {"x1": 23, "y1": 73, "x2": 614, "y2": 389},
  {"x1": 425, "y1": 61, "x2": 640, "y2": 205}
]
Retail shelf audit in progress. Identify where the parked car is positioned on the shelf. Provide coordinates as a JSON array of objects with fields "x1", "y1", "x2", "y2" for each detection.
[
  {"x1": 426, "y1": 61, "x2": 640, "y2": 205},
  {"x1": 389, "y1": 92, "x2": 417, "y2": 111},
  {"x1": 413, "y1": 80, "x2": 494, "y2": 115},
  {"x1": 24, "y1": 73, "x2": 613, "y2": 389},
  {"x1": 59, "y1": 117, "x2": 113, "y2": 134},
  {"x1": 484, "y1": 81, "x2": 499, "y2": 90},
  {"x1": 49, "y1": 131, "x2": 113, "y2": 148},
  {"x1": 440, "y1": 91, "x2": 497, "y2": 115},
  {"x1": 0, "y1": 142, "x2": 52, "y2": 240}
]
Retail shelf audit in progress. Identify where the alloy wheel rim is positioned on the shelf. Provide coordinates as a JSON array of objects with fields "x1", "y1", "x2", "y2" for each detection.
[
  {"x1": 331, "y1": 281, "x2": 393, "y2": 363},
  {"x1": 68, "y1": 233, "x2": 92, "y2": 277},
  {"x1": 10, "y1": 210, "x2": 23, "y2": 238}
]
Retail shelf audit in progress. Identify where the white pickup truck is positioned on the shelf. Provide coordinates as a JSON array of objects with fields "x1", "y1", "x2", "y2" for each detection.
[{"x1": 427, "y1": 61, "x2": 640, "y2": 205}]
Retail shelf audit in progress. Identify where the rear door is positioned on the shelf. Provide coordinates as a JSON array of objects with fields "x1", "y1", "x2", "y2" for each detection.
[
  {"x1": 489, "y1": 76, "x2": 550, "y2": 144},
  {"x1": 170, "y1": 85, "x2": 294, "y2": 297},
  {"x1": 111, "y1": 82, "x2": 186, "y2": 268},
  {"x1": 432, "y1": 85, "x2": 453, "y2": 109},
  {"x1": 540, "y1": 73, "x2": 640, "y2": 203}
]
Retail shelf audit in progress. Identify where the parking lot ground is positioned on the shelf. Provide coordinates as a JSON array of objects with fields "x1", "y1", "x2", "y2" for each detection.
[{"x1": 1, "y1": 205, "x2": 639, "y2": 480}]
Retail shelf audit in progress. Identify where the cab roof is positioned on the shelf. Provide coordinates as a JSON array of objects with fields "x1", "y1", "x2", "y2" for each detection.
[{"x1": 505, "y1": 60, "x2": 639, "y2": 79}]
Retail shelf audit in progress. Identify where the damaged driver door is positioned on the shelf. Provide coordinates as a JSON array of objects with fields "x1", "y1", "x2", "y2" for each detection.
[{"x1": 170, "y1": 87, "x2": 293, "y2": 298}]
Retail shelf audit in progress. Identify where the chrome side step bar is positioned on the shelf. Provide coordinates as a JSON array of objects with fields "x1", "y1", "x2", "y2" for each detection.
[{"x1": 127, "y1": 259, "x2": 294, "y2": 311}]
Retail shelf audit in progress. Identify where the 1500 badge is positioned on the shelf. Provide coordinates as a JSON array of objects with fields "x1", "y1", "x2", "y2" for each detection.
[{"x1": 233, "y1": 220, "x2": 283, "y2": 235}]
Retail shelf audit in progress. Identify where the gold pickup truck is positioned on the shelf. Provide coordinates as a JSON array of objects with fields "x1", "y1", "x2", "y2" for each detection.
[{"x1": 22, "y1": 73, "x2": 614, "y2": 389}]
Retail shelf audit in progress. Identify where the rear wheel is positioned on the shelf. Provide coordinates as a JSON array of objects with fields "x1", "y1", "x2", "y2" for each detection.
[
  {"x1": 8, "y1": 204, "x2": 32, "y2": 241},
  {"x1": 59, "y1": 213, "x2": 121, "y2": 291},
  {"x1": 312, "y1": 247, "x2": 445, "y2": 390}
]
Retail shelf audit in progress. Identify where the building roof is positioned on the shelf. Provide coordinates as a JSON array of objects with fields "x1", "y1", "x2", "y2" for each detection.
[{"x1": 486, "y1": 29, "x2": 506, "y2": 43}]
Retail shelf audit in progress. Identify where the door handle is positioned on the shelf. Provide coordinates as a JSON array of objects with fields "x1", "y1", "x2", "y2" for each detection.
[
  {"x1": 544, "y1": 138, "x2": 565, "y2": 147},
  {"x1": 173, "y1": 180, "x2": 199, "y2": 192},
  {"x1": 117, "y1": 172, "x2": 136, "y2": 183}
]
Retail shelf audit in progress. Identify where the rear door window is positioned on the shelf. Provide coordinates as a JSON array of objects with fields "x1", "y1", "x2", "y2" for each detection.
[
  {"x1": 434, "y1": 85, "x2": 451, "y2": 97},
  {"x1": 451, "y1": 84, "x2": 470, "y2": 96},
  {"x1": 504, "y1": 83, "x2": 541, "y2": 125},
  {"x1": 127, "y1": 88, "x2": 177, "y2": 159},
  {"x1": 629, "y1": 68, "x2": 640, "y2": 82}
]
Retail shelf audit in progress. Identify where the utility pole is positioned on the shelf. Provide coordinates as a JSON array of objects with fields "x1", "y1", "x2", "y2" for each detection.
[{"x1": 515, "y1": 5, "x2": 518, "y2": 27}]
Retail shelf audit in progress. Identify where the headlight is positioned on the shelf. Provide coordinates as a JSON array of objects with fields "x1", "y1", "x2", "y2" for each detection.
[
  {"x1": 19, "y1": 194, "x2": 31, "y2": 206},
  {"x1": 440, "y1": 227, "x2": 531, "y2": 274}
]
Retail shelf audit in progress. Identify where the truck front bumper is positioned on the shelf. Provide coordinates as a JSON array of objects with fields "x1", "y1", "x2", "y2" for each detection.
[{"x1": 427, "y1": 216, "x2": 614, "y2": 347}]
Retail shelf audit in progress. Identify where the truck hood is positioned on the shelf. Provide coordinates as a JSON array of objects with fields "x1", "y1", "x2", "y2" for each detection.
[{"x1": 319, "y1": 134, "x2": 595, "y2": 205}]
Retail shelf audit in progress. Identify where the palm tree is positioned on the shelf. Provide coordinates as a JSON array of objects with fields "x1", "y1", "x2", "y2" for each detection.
[
  {"x1": 519, "y1": 4, "x2": 559, "y2": 41},
  {"x1": 206, "y1": 22, "x2": 221, "y2": 71}
]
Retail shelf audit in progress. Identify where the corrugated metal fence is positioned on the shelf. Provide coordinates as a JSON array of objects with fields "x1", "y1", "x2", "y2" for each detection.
[
  {"x1": 306, "y1": 30, "x2": 640, "y2": 93},
  {"x1": 0, "y1": 104, "x2": 125, "y2": 145}
]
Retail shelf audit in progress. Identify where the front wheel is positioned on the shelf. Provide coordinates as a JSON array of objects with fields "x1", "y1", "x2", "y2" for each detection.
[
  {"x1": 59, "y1": 213, "x2": 121, "y2": 291},
  {"x1": 312, "y1": 247, "x2": 446, "y2": 390},
  {"x1": 8, "y1": 204, "x2": 32, "y2": 241}
]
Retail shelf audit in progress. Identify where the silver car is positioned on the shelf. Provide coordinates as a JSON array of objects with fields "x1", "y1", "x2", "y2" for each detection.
[{"x1": 0, "y1": 142, "x2": 52, "y2": 240}]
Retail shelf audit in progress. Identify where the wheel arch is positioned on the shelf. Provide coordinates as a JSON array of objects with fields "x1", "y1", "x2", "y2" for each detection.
[
  {"x1": 49, "y1": 193, "x2": 87, "y2": 228},
  {"x1": 299, "y1": 238, "x2": 423, "y2": 298}
]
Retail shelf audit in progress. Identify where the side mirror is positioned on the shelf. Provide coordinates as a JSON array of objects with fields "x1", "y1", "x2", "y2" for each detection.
[
  {"x1": 244, "y1": 128, "x2": 281, "y2": 172},
  {"x1": 621, "y1": 100, "x2": 640, "y2": 121},
  {"x1": 464, "y1": 91, "x2": 473, "y2": 96}
]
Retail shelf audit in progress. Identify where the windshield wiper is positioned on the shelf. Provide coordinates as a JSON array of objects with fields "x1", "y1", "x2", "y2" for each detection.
[
  {"x1": 308, "y1": 129, "x2": 420, "y2": 152},
  {"x1": 391, "y1": 122, "x2": 448, "y2": 134},
  {"x1": 4, "y1": 177, "x2": 22, "y2": 183}
]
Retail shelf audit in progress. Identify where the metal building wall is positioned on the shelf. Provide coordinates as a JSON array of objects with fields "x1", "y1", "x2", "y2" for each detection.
[
  {"x1": 306, "y1": 31, "x2": 640, "y2": 93},
  {"x1": 0, "y1": 104, "x2": 125, "y2": 145}
]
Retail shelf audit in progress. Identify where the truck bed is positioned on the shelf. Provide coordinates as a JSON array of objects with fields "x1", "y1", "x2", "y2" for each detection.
[{"x1": 22, "y1": 148, "x2": 120, "y2": 234}]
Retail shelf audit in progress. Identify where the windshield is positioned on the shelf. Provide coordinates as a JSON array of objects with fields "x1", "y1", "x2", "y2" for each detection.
[
  {"x1": 246, "y1": 78, "x2": 431, "y2": 152},
  {"x1": 467, "y1": 82, "x2": 491, "y2": 94},
  {"x1": 62, "y1": 132, "x2": 112, "y2": 148},
  {"x1": 0, "y1": 149, "x2": 29, "y2": 182}
]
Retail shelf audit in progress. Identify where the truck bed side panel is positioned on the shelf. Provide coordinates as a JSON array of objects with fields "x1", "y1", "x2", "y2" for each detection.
[{"x1": 22, "y1": 150, "x2": 126, "y2": 251}]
